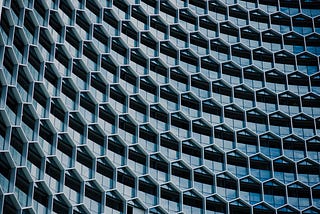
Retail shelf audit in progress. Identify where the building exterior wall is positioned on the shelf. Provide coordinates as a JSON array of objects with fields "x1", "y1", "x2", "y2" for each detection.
[{"x1": 0, "y1": 0, "x2": 320, "y2": 213}]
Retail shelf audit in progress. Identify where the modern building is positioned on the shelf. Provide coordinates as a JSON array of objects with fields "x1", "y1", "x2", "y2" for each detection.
[{"x1": 0, "y1": 0, "x2": 320, "y2": 213}]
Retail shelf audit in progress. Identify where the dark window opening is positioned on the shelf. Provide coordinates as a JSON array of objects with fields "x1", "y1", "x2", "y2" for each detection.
[{"x1": 117, "y1": 171, "x2": 135, "y2": 187}]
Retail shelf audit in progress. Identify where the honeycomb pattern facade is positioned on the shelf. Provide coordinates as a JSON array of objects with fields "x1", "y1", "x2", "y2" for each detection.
[{"x1": 0, "y1": 0, "x2": 320, "y2": 213}]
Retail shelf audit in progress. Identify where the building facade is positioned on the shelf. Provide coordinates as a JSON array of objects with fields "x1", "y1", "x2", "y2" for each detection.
[{"x1": 0, "y1": 0, "x2": 320, "y2": 213}]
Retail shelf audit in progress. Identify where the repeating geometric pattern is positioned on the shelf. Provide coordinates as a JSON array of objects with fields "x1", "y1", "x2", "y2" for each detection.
[{"x1": 0, "y1": 0, "x2": 320, "y2": 213}]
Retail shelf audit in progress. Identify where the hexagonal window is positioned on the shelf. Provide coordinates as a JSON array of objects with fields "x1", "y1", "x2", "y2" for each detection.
[
  {"x1": 231, "y1": 43, "x2": 251, "y2": 66},
  {"x1": 292, "y1": 114, "x2": 315, "y2": 139},
  {"x1": 288, "y1": 72, "x2": 310, "y2": 95},
  {"x1": 214, "y1": 124, "x2": 235, "y2": 151},
  {"x1": 212, "y1": 80, "x2": 232, "y2": 105},
  {"x1": 262, "y1": 29, "x2": 282, "y2": 52},
  {"x1": 269, "y1": 111, "x2": 291, "y2": 137},
  {"x1": 0, "y1": 152, "x2": 14, "y2": 193},
  {"x1": 201, "y1": 56, "x2": 219, "y2": 80},
  {"x1": 302, "y1": 93, "x2": 320, "y2": 118},
  {"x1": 273, "y1": 157, "x2": 296, "y2": 184},
  {"x1": 274, "y1": 50, "x2": 295, "y2": 73},
  {"x1": 181, "y1": 92, "x2": 201, "y2": 118},
  {"x1": 240, "y1": 26, "x2": 260, "y2": 48},
  {"x1": 170, "y1": 67, "x2": 189, "y2": 92},
  {"x1": 202, "y1": 99, "x2": 223, "y2": 125},
  {"x1": 116, "y1": 167, "x2": 136, "y2": 199},
  {"x1": 192, "y1": 119, "x2": 213, "y2": 145},
  {"x1": 297, "y1": 159, "x2": 320, "y2": 186},
  {"x1": 253, "y1": 202, "x2": 275, "y2": 214},
  {"x1": 171, "y1": 112, "x2": 190, "y2": 139},
  {"x1": 307, "y1": 137, "x2": 320, "y2": 162},
  {"x1": 270, "y1": 12, "x2": 290, "y2": 33},
  {"x1": 243, "y1": 66, "x2": 264, "y2": 90},
  {"x1": 206, "y1": 195, "x2": 227, "y2": 214},
  {"x1": 283, "y1": 135, "x2": 306, "y2": 161},
  {"x1": 105, "y1": 190, "x2": 125, "y2": 214},
  {"x1": 240, "y1": 176, "x2": 262, "y2": 205},
  {"x1": 246, "y1": 108, "x2": 268, "y2": 134},
  {"x1": 191, "y1": 74, "x2": 210, "y2": 98},
  {"x1": 210, "y1": 38, "x2": 230, "y2": 61},
  {"x1": 277, "y1": 205, "x2": 300, "y2": 214},
  {"x1": 236, "y1": 129, "x2": 258, "y2": 155},
  {"x1": 84, "y1": 181, "x2": 103, "y2": 214},
  {"x1": 287, "y1": 182, "x2": 311, "y2": 210},
  {"x1": 216, "y1": 172, "x2": 238, "y2": 201},
  {"x1": 204, "y1": 145, "x2": 225, "y2": 173},
  {"x1": 252, "y1": 47, "x2": 273, "y2": 70},
  {"x1": 128, "y1": 145, "x2": 147, "y2": 176},
  {"x1": 265, "y1": 69, "x2": 286, "y2": 93},
  {"x1": 263, "y1": 179, "x2": 286, "y2": 208},
  {"x1": 312, "y1": 184, "x2": 320, "y2": 208},
  {"x1": 222, "y1": 62, "x2": 242, "y2": 86},
  {"x1": 229, "y1": 199, "x2": 251, "y2": 214},
  {"x1": 127, "y1": 199, "x2": 146, "y2": 214},
  {"x1": 182, "y1": 140, "x2": 202, "y2": 167},
  {"x1": 224, "y1": 104, "x2": 245, "y2": 130},
  {"x1": 250, "y1": 154, "x2": 272, "y2": 181},
  {"x1": 183, "y1": 190, "x2": 203, "y2": 213},
  {"x1": 138, "y1": 176, "x2": 158, "y2": 207},
  {"x1": 256, "y1": 88, "x2": 277, "y2": 113},
  {"x1": 278, "y1": 91, "x2": 300, "y2": 116},
  {"x1": 190, "y1": 32, "x2": 209, "y2": 55},
  {"x1": 160, "y1": 183, "x2": 181, "y2": 213},
  {"x1": 227, "y1": 150, "x2": 248, "y2": 178},
  {"x1": 297, "y1": 52, "x2": 318, "y2": 75},
  {"x1": 149, "y1": 154, "x2": 169, "y2": 183},
  {"x1": 193, "y1": 167, "x2": 214, "y2": 195},
  {"x1": 234, "y1": 85, "x2": 254, "y2": 110},
  {"x1": 96, "y1": 157, "x2": 115, "y2": 190},
  {"x1": 259, "y1": 132, "x2": 282, "y2": 159},
  {"x1": 292, "y1": 14, "x2": 313, "y2": 35},
  {"x1": 171, "y1": 161, "x2": 191, "y2": 190},
  {"x1": 306, "y1": 33, "x2": 320, "y2": 55},
  {"x1": 199, "y1": 15, "x2": 218, "y2": 38},
  {"x1": 160, "y1": 132, "x2": 180, "y2": 160}
]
